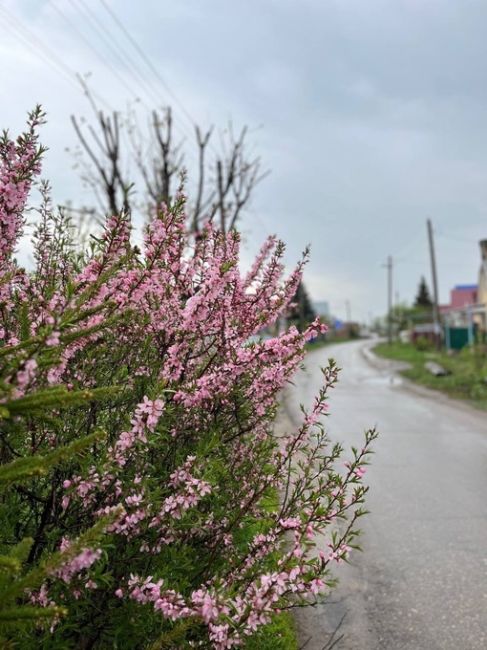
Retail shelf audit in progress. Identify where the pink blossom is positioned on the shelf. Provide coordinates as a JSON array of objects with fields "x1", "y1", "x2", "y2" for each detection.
[
  {"x1": 0, "y1": 114, "x2": 375, "y2": 648},
  {"x1": 354, "y1": 466, "x2": 366, "y2": 479},
  {"x1": 52, "y1": 546, "x2": 102, "y2": 584}
]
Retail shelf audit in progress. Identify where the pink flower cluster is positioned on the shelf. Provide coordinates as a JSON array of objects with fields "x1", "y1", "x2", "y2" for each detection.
[
  {"x1": 0, "y1": 108, "x2": 43, "y2": 329},
  {"x1": 0, "y1": 122, "x2": 41, "y2": 262},
  {"x1": 52, "y1": 540, "x2": 102, "y2": 585},
  {"x1": 0, "y1": 113, "x2": 376, "y2": 648}
]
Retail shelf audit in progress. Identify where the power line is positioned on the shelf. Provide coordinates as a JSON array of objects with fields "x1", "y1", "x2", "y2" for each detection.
[
  {"x1": 437, "y1": 231, "x2": 479, "y2": 246},
  {"x1": 99, "y1": 0, "x2": 249, "y2": 170},
  {"x1": 0, "y1": 4, "x2": 112, "y2": 111},
  {"x1": 91, "y1": 0, "x2": 197, "y2": 149},
  {"x1": 0, "y1": 6, "x2": 79, "y2": 91},
  {"x1": 47, "y1": 0, "x2": 199, "y2": 168},
  {"x1": 99, "y1": 0, "x2": 199, "y2": 133},
  {"x1": 49, "y1": 0, "x2": 147, "y2": 109},
  {"x1": 70, "y1": 0, "x2": 163, "y2": 109},
  {"x1": 382, "y1": 256, "x2": 393, "y2": 344},
  {"x1": 69, "y1": 0, "x2": 202, "y2": 165},
  {"x1": 427, "y1": 218, "x2": 441, "y2": 349}
]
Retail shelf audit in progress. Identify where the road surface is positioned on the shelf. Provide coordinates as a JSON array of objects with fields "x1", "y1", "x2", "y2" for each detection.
[{"x1": 287, "y1": 339, "x2": 487, "y2": 650}]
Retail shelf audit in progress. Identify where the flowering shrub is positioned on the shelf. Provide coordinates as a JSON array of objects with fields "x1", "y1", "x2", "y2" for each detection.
[{"x1": 0, "y1": 109, "x2": 376, "y2": 649}]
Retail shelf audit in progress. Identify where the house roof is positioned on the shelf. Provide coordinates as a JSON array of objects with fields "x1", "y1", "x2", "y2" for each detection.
[{"x1": 453, "y1": 284, "x2": 478, "y2": 291}]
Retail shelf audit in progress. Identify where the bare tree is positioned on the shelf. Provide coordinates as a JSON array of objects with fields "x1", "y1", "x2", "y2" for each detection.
[
  {"x1": 192, "y1": 124, "x2": 213, "y2": 233},
  {"x1": 129, "y1": 107, "x2": 184, "y2": 210},
  {"x1": 71, "y1": 89, "x2": 267, "y2": 233},
  {"x1": 71, "y1": 110, "x2": 132, "y2": 217},
  {"x1": 213, "y1": 125, "x2": 265, "y2": 233}
]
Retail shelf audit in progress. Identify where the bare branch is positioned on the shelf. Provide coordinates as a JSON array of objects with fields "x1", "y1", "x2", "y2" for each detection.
[
  {"x1": 71, "y1": 85, "x2": 267, "y2": 232},
  {"x1": 71, "y1": 103, "x2": 131, "y2": 216},
  {"x1": 193, "y1": 125, "x2": 213, "y2": 233}
]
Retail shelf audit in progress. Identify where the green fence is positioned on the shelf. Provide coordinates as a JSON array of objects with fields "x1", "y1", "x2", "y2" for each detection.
[{"x1": 444, "y1": 326, "x2": 477, "y2": 350}]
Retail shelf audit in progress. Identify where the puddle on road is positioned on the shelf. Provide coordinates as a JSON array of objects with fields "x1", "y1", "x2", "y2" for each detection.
[{"x1": 363, "y1": 374, "x2": 403, "y2": 387}]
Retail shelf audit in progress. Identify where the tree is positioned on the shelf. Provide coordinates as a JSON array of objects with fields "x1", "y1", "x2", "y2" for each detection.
[
  {"x1": 288, "y1": 281, "x2": 316, "y2": 332},
  {"x1": 414, "y1": 276, "x2": 433, "y2": 308},
  {"x1": 71, "y1": 85, "x2": 267, "y2": 233}
]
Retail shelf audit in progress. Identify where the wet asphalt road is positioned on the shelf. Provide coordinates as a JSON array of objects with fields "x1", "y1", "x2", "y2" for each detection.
[{"x1": 287, "y1": 339, "x2": 487, "y2": 650}]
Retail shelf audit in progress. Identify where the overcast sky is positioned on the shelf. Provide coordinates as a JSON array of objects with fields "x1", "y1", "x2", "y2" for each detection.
[{"x1": 2, "y1": 0, "x2": 487, "y2": 322}]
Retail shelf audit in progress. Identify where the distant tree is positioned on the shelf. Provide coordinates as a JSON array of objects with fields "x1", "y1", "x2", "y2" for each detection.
[
  {"x1": 388, "y1": 301, "x2": 432, "y2": 336},
  {"x1": 288, "y1": 281, "x2": 316, "y2": 332},
  {"x1": 414, "y1": 276, "x2": 433, "y2": 308},
  {"x1": 390, "y1": 302, "x2": 415, "y2": 332}
]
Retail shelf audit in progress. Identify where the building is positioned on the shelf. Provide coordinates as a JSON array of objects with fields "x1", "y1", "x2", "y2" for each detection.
[
  {"x1": 478, "y1": 240, "x2": 487, "y2": 308},
  {"x1": 440, "y1": 241, "x2": 487, "y2": 345},
  {"x1": 313, "y1": 300, "x2": 330, "y2": 320},
  {"x1": 440, "y1": 285, "x2": 477, "y2": 326},
  {"x1": 450, "y1": 284, "x2": 478, "y2": 309}
]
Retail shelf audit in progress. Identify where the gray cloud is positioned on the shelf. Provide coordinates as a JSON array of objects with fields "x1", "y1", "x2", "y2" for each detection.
[{"x1": 3, "y1": 0, "x2": 487, "y2": 320}]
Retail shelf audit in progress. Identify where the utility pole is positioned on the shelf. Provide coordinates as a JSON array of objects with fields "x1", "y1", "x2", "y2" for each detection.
[
  {"x1": 383, "y1": 256, "x2": 393, "y2": 344},
  {"x1": 427, "y1": 218, "x2": 441, "y2": 348}
]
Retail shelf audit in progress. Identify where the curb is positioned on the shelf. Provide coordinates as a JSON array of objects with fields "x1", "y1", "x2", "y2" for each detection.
[{"x1": 363, "y1": 342, "x2": 486, "y2": 416}]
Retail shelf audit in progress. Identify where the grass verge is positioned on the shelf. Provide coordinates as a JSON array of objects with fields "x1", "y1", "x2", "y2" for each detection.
[
  {"x1": 244, "y1": 612, "x2": 298, "y2": 649},
  {"x1": 373, "y1": 341, "x2": 487, "y2": 410},
  {"x1": 236, "y1": 485, "x2": 298, "y2": 650}
]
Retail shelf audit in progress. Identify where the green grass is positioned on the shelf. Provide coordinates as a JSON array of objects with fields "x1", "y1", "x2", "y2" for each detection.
[
  {"x1": 244, "y1": 612, "x2": 298, "y2": 649},
  {"x1": 235, "y1": 487, "x2": 298, "y2": 649},
  {"x1": 374, "y1": 341, "x2": 487, "y2": 410}
]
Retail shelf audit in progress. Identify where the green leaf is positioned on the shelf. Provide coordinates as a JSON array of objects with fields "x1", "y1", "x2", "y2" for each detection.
[
  {"x1": 0, "y1": 430, "x2": 106, "y2": 485},
  {"x1": 0, "y1": 605, "x2": 67, "y2": 622},
  {"x1": 4, "y1": 386, "x2": 121, "y2": 416}
]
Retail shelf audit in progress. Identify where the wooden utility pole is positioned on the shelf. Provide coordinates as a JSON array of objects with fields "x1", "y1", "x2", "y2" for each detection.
[
  {"x1": 427, "y1": 218, "x2": 441, "y2": 348},
  {"x1": 384, "y1": 256, "x2": 393, "y2": 344}
]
